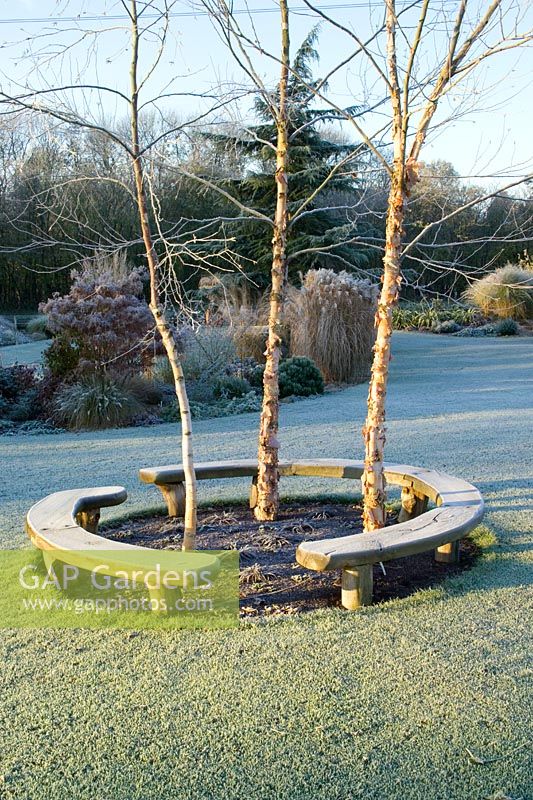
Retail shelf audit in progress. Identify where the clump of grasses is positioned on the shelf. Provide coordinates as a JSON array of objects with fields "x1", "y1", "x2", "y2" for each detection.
[
  {"x1": 182, "y1": 327, "x2": 236, "y2": 382},
  {"x1": 463, "y1": 264, "x2": 533, "y2": 321},
  {"x1": 153, "y1": 326, "x2": 236, "y2": 395},
  {"x1": 256, "y1": 532, "x2": 290, "y2": 551},
  {"x1": 233, "y1": 325, "x2": 269, "y2": 363},
  {"x1": 393, "y1": 299, "x2": 479, "y2": 330},
  {"x1": 54, "y1": 374, "x2": 143, "y2": 430},
  {"x1": 287, "y1": 269, "x2": 378, "y2": 383},
  {"x1": 25, "y1": 315, "x2": 49, "y2": 339},
  {"x1": 197, "y1": 273, "x2": 267, "y2": 328}
]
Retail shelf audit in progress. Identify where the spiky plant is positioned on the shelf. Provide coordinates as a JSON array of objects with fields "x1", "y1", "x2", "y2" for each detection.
[
  {"x1": 464, "y1": 265, "x2": 533, "y2": 321},
  {"x1": 54, "y1": 374, "x2": 143, "y2": 430},
  {"x1": 288, "y1": 269, "x2": 378, "y2": 383},
  {"x1": 239, "y1": 563, "x2": 276, "y2": 587}
]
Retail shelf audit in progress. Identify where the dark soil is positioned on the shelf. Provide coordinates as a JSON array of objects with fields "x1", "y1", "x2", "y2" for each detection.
[{"x1": 101, "y1": 500, "x2": 479, "y2": 617}]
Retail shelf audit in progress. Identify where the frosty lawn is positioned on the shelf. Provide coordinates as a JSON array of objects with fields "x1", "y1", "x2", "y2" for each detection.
[
  {"x1": 1, "y1": 332, "x2": 532, "y2": 799},
  {"x1": 0, "y1": 339, "x2": 48, "y2": 367}
]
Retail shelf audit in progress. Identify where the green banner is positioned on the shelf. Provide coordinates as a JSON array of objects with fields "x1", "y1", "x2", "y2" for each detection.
[{"x1": 0, "y1": 548, "x2": 239, "y2": 629}]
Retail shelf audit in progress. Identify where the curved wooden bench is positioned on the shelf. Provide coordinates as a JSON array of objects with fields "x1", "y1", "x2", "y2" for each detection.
[
  {"x1": 140, "y1": 458, "x2": 484, "y2": 609},
  {"x1": 26, "y1": 486, "x2": 128, "y2": 547},
  {"x1": 25, "y1": 486, "x2": 219, "y2": 604},
  {"x1": 140, "y1": 459, "x2": 286, "y2": 516},
  {"x1": 294, "y1": 462, "x2": 484, "y2": 609},
  {"x1": 140, "y1": 458, "x2": 367, "y2": 515}
]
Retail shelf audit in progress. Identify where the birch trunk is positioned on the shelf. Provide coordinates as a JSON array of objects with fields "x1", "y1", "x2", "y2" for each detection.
[
  {"x1": 362, "y1": 0, "x2": 412, "y2": 532},
  {"x1": 129, "y1": 1, "x2": 197, "y2": 548},
  {"x1": 361, "y1": 171, "x2": 404, "y2": 531},
  {"x1": 254, "y1": 0, "x2": 290, "y2": 522},
  {"x1": 148, "y1": 302, "x2": 197, "y2": 550},
  {"x1": 255, "y1": 0, "x2": 289, "y2": 520}
]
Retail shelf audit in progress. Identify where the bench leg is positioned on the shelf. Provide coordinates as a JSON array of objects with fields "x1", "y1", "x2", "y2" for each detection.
[
  {"x1": 42, "y1": 549, "x2": 56, "y2": 572},
  {"x1": 249, "y1": 476, "x2": 258, "y2": 510},
  {"x1": 435, "y1": 540, "x2": 460, "y2": 564},
  {"x1": 76, "y1": 509, "x2": 100, "y2": 534},
  {"x1": 398, "y1": 486, "x2": 428, "y2": 522},
  {"x1": 341, "y1": 565, "x2": 373, "y2": 609},
  {"x1": 158, "y1": 483, "x2": 186, "y2": 517},
  {"x1": 147, "y1": 585, "x2": 181, "y2": 613}
]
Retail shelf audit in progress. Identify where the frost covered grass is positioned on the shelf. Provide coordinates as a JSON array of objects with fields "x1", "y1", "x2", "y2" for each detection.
[
  {"x1": 0, "y1": 340, "x2": 48, "y2": 367},
  {"x1": 1, "y1": 332, "x2": 532, "y2": 800}
]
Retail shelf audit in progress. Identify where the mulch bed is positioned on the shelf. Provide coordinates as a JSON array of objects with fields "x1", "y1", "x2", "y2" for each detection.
[{"x1": 102, "y1": 500, "x2": 479, "y2": 617}]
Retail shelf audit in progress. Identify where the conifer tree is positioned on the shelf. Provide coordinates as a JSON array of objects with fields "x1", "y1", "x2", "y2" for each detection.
[{"x1": 205, "y1": 28, "x2": 372, "y2": 286}]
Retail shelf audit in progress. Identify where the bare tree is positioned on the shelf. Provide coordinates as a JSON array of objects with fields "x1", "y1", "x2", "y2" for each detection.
[
  {"x1": 0, "y1": 1, "x2": 247, "y2": 549},
  {"x1": 361, "y1": 0, "x2": 531, "y2": 530},
  {"x1": 127, "y1": 0, "x2": 198, "y2": 548},
  {"x1": 297, "y1": 0, "x2": 532, "y2": 529},
  {"x1": 199, "y1": 0, "x2": 371, "y2": 520},
  {"x1": 197, "y1": 0, "x2": 291, "y2": 520}
]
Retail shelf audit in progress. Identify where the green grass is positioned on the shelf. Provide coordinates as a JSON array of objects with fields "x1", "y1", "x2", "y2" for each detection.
[{"x1": 1, "y1": 332, "x2": 532, "y2": 799}]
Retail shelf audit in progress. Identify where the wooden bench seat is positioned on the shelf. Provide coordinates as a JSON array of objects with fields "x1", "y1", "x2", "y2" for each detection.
[
  {"x1": 140, "y1": 458, "x2": 484, "y2": 609},
  {"x1": 25, "y1": 486, "x2": 219, "y2": 602},
  {"x1": 140, "y1": 459, "x2": 285, "y2": 516},
  {"x1": 295, "y1": 463, "x2": 484, "y2": 608},
  {"x1": 139, "y1": 458, "x2": 367, "y2": 516},
  {"x1": 26, "y1": 486, "x2": 130, "y2": 551}
]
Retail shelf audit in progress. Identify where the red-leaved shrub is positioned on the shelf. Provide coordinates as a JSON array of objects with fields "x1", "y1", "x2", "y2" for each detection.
[{"x1": 41, "y1": 266, "x2": 158, "y2": 377}]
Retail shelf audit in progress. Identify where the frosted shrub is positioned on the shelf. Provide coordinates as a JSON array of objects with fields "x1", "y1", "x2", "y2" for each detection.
[
  {"x1": 182, "y1": 327, "x2": 236, "y2": 382},
  {"x1": 288, "y1": 269, "x2": 378, "y2": 383},
  {"x1": 464, "y1": 264, "x2": 533, "y2": 321},
  {"x1": 41, "y1": 263, "x2": 156, "y2": 377}
]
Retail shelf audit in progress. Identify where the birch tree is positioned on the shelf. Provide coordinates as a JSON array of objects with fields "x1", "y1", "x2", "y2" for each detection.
[
  {"x1": 199, "y1": 0, "x2": 370, "y2": 520},
  {"x1": 362, "y1": 0, "x2": 531, "y2": 530},
  {"x1": 204, "y1": 0, "x2": 292, "y2": 520},
  {"x1": 299, "y1": 0, "x2": 531, "y2": 530},
  {"x1": 253, "y1": 0, "x2": 290, "y2": 521},
  {"x1": 0, "y1": 0, "x2": 243, "y2": 548},
  {"x1": 127, "y1": 0, "x2": 197, "y2": 547}
]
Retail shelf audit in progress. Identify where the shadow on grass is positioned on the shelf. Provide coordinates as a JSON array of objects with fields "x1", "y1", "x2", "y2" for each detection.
[{"x1": 475, "y1": 477, "x2": 533, "y2": 516}]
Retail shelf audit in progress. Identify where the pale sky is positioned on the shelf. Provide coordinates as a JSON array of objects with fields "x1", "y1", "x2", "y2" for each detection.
[{"x1": 0, "y1": 0, "x2": 531, "y2": 185}]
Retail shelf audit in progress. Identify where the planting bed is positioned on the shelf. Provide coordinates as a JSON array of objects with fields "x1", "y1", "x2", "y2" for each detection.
[{"x1": 102, "y1": 500, "x2": 479, "y2": 616}]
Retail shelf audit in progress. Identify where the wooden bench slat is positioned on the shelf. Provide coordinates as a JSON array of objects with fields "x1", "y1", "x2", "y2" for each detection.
[
  {"x1": 139, "y1": 460, "x2": 263, "y2": 484},
  {"x1": 140, "y1": 458, "x2": 366, "y2": 485},
  {"x1": 296, "y1": 500, "x2": 484, "y2": 570},
  {"x1": 26, "y1": 486, "x2": 131, "y2": 554},
  {"x1": 26, "y1": 486, "x2": 219, "y2": 583}
]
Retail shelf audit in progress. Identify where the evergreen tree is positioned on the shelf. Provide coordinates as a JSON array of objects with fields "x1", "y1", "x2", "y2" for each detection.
[{"x1": 204, "y1": 28, "x2": 375, "y2": 286}]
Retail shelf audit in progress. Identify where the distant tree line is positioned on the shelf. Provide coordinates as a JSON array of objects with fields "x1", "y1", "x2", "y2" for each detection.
[{"x1": 0, "y1": 107, "x2": 530, "y2": 312}]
